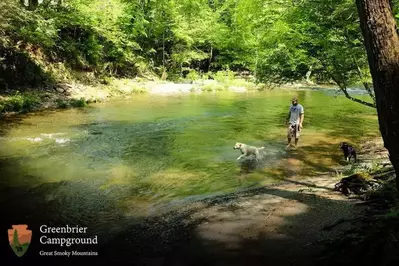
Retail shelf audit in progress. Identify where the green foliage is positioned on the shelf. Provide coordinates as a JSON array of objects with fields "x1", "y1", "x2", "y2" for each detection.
[
  {"x1": 0, "y1": 0, "x2": 55, "y2": 47},
  {"x1": 200, "y1": 83, "x2": 227, "y2": 92},
  {"x1": 0, "y1": 0, "x2": 393, "y2": 92},
  {"x1": 69, "y1": 97, "x2": 87, "y2": 108},
  {"x1": 252, "y1": 0, "x2": 369, "y2": 87},
  {"x1": 213, "y1": 70, "x2": 235, "y2": 83},
  {"x1": 55, "y1": 99, "x2": 68, "y2": 109},
  {"x1": 0, "y1": 91, "x2": 40, "y2": 113},
  {"x1": 385, "y1": 207, "x2": 399, "y2": 219},
  {"x1": 186, "y1": 70, "x2": 201, "y2": 81}
]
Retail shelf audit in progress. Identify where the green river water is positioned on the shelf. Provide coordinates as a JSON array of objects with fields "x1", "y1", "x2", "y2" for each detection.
[{"x1": 0, "y1": 89, "x2": 379, "y2": 230}]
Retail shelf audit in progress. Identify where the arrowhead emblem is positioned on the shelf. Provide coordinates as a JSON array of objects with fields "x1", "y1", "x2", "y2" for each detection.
[{"x1": 8, "y1": 225, "x2": 32, "y2": 257}]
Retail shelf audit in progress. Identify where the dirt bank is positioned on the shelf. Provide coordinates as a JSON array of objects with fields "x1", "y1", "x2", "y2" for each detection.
[{"x1": 91, "y1": 176, "x2": 362, "y2": 266}]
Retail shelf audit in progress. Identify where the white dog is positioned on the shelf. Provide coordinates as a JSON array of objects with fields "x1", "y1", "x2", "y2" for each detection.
[{"x1": 233, "y1": 142, "x2": 265, "y2": 161}]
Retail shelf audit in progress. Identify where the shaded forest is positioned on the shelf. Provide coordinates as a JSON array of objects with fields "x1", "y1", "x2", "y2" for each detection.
[{"x1": 0, "y1": 0, "x2": 398, "y2": 100}]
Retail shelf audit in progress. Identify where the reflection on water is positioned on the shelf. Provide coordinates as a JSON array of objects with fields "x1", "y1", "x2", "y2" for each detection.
[{"x1": 0, "y1": 90, "x2": 378, "y2": 229}]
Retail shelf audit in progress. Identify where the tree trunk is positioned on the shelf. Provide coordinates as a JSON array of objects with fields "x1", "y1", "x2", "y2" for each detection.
[
  {"x1": 305, "y1": 66, "x2": 313, "y2": 84},
  {"x1": 356, "y1": 0, "x2": 399, "y2": 191},
  {"x1": 162, "y1": 31, "x2": 165, "y2": 70},
  {"x1": 254, "y1": 48, "x2": 258, "y2": 79},
  {"x1": 208, "y1": 45, "x2": 213, "y2": 73},
  {"x1": 180, "y1": 62, "x2": 183, "y2": 78}
]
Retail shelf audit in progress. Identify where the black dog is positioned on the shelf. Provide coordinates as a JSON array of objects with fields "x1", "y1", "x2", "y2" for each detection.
[{"x1": 339, "y1": 142, "x2": 357, "y2": 163}]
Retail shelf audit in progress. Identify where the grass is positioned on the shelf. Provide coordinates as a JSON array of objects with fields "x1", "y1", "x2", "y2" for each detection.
[
  {"x1": 106, "y1": 78, "x2": 148, "y2": 95},
  {"x1": 55, "y1": 99, "x2": 69, "y2": 109},
  {"x1": 0, "y1": 77, "x2": 150, "y2": 114},
  {"x1": 0, "y1": 91, "x2": 41, "y2": 113},
  {"x1": 175, "y1": 69, "x2": 277, "y2": 92},
  {"x1": 200, "y1": 83, "x2": 228, "y2": 92},
  {"x1": 56, "y1": 97, "x2": 95, "y2": 109},
  {"x1": 70, "y1": 98, "x2": 88, "y2": 107}
]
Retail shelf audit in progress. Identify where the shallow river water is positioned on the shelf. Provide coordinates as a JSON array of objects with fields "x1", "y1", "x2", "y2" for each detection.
[{"x1": 0, "y1": 89, "x2": 379, "y2": 239}]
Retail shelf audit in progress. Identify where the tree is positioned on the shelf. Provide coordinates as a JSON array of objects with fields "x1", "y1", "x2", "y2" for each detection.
[
  {"x1": 262, "y1": 0, "x2": 376, "y2": 108},
  {"x1": 356, "y1": 0, "x2": 399, "y2": 190},
  {"x1": 13, "y1": 229, "x2": 20, "y2": 246}
]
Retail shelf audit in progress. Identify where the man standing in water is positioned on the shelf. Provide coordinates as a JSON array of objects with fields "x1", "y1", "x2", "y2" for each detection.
[{"x1": 285, "y1": 96, "x2": 304, "y2": 149}]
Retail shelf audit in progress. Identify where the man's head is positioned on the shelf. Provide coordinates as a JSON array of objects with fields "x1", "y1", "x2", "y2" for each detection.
[{"x1": 291, "y1": 96, "x2": 298, "y2": 106}]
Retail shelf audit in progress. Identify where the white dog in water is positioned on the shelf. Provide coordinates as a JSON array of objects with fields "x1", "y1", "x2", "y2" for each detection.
[{"x1": 233, "y1": 142, "x2": 265, "y2": 161}]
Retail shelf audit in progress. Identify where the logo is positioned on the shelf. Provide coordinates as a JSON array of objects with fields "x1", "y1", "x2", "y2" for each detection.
[{"x1": 8, "y1": 225, "x2": 32, "y2": 257}]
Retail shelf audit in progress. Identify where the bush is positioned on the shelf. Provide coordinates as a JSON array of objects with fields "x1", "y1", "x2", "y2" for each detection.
[
  {"x1": 213, "y1": 70, "x2": 235, "y2": 83},
  {"x1": 0, "y1": 91, "x2": 40, "y2": 113},
  {"x1": 69, "y1": 98, "x2": 87, "y2": 108},
  {"x1": 56, "y1": 99, "x2": 68, "y2": 109},
  {"x1": 186, "y1": 70, "x2": 200, "y2": 81},
  {"x1": 200, "y1": 83, "x2": 227, "y2": 92}
]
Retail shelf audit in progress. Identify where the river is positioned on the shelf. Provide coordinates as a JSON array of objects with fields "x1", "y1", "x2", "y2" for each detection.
[{"x1": 0, "y1": 88, "x2": 379, "y2": 263}]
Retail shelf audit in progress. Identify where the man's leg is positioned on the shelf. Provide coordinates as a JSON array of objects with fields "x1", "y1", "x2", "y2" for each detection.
[
  {"x1": 286, "y1": 137, "x2": 292, "y2": 148},
  {"x1": 293, "y1": 124, "x2": 300, "y2": 148},
  {"x1": 286, "y1": 125, "x2": 292, "y2": 148}
]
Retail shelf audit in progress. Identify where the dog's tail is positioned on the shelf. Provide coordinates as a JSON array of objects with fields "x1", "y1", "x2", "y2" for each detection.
[{"x1": 258, "y1": 147, "x2": 265, "y2": 150}]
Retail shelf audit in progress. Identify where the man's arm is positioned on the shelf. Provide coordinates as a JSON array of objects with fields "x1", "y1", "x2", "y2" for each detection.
[
  {"x1": 299, "y1": 113, "x2": 304, "y2": 126},
  {"x1": 286, "y1": 111, "x2": 291, "y2": 124},
  {"x1": 299, "y1": 105, "x2": 304, "y2": 128},
  {"x1": 285, "y1": 105, "x2": 292, "y2": 124}
]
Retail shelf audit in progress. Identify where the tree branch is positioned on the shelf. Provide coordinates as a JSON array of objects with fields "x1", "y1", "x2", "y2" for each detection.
[
  {"x1": 330, "y1": 74, "x2": 376, "y2": 108},
  {"x1": 318, "y1": 58, "x2": 376, "y2": 108},
  {"x1": 340, "y1": 86, "x2": 376, "y2": 108}
]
